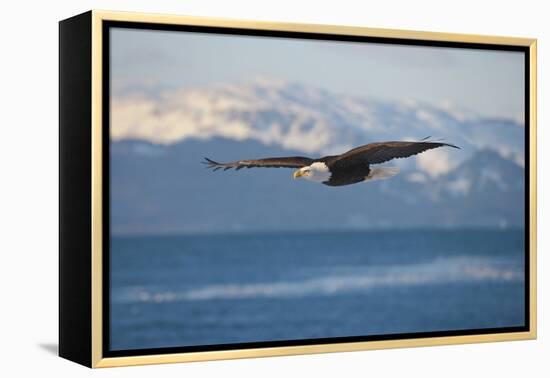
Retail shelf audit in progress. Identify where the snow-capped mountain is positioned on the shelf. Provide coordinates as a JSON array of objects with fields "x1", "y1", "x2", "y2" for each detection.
[
  {"x1": 109, "y1": 80, "x2": 525, "y2": 234},
  {"x1": 112, "y1": 79, "x2": 525, "y2": 171}
]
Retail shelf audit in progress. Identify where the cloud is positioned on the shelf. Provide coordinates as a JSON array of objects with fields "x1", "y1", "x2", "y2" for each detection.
[{"x1": 416, "y1": 149, "x2": 455, "y2": 178}]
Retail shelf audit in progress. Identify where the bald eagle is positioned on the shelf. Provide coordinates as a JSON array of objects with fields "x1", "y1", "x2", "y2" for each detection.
[{"x1": 204, "y1": 140, "x2": 459, "y2": 187}]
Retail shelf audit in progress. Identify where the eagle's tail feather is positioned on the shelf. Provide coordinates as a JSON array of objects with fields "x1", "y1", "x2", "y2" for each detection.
[{"x1": 365, "y1": 166, "x2": 400, "y2": 182}]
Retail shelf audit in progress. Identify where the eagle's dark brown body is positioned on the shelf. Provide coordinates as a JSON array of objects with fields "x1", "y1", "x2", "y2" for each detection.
[{"x1": 314, "y1": 157, "x2": 371, "y2": 186}]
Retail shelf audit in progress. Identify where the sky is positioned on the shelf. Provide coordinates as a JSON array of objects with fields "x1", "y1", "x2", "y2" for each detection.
[{"x1": 111, "y1": 27, "x2": 525, "y2": 120}]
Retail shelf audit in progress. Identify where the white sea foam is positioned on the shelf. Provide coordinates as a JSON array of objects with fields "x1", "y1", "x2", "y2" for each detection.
[{"x1": 117, "y1": 256, "x2": 523, "y2": 303}]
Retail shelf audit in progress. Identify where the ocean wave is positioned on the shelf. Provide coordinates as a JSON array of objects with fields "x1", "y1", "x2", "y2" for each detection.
[{"x1": 115, "y1": 256, "x2": 523, "y2": 303}]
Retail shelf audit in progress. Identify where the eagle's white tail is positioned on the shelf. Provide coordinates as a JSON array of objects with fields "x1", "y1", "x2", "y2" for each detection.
[{"x1": 365, "y1": 166, "x2": 400, "y2": 181}]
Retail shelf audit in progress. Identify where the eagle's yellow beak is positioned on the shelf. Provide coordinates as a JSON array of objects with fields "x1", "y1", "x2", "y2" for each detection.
[{"x1": 293, "y1": 170, "x2": 304, "y2": 179}]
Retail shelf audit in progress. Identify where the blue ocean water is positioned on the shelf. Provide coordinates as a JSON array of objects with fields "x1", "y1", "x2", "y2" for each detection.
[{"x1": 110, "y1": 229, "x2": 525, "y2": 351}]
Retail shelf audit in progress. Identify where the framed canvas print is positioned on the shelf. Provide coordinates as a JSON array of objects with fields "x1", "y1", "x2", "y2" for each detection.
[{"x1": 59, "y1": 10, "x2": 537, "y2": 368}]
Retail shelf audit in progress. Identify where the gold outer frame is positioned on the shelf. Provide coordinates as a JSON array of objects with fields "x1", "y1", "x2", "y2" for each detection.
[{"x1": 90, "y1": 10, "x2": 537, "y2": 368}]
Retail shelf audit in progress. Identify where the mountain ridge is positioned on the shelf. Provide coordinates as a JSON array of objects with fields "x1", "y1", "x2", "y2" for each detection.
[{"x1": 111, "y1": 138, "x2": 524, "y2": 235}]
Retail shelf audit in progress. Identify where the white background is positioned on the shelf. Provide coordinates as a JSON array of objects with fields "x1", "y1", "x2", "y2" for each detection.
[{"x1": 0, "y1": 0, "x2": 547, "y2": 376}]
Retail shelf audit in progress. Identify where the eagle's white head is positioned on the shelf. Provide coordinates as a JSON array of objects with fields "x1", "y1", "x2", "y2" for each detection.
[{"x1": 293, "y1": 162, "x2": 331, "y2": 183}]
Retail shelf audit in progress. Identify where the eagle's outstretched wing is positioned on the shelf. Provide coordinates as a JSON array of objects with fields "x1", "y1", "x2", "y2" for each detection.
[
  {"x1": 330, "y1": 141, "x2": 459, "y2": 166},
  {"x1": 203, "y1": 156, "x2": 315, "y2": 171}
]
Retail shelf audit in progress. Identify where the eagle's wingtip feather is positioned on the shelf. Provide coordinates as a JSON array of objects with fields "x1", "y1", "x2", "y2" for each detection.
[{"x1": 203, "y1": 157, "x2": 227, "y2": 171}]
